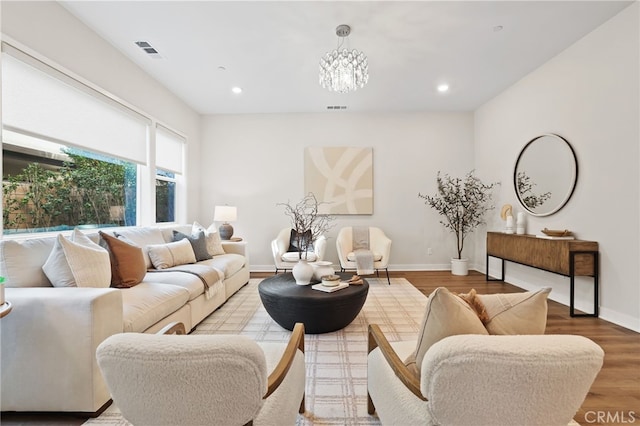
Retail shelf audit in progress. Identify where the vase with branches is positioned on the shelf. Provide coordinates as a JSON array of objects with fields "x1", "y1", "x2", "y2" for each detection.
[
  {"x1": 277, "y1": 193, "x2": 334, "y2": 284},
  {"x1": 419, "y1": 170, "x2": 497, "y2": 274},
  {"x1": 278, "y1": 193, "x2": 334, "y2": 259}
]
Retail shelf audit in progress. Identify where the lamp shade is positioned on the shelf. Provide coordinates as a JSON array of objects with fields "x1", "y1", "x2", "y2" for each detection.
[{"x1": 214, "y1": 206, "x2": 237, "y2": 223}]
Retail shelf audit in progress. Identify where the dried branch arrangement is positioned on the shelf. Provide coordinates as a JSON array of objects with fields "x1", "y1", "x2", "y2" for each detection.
[{"x1": 277, "y1": 193, "x2": 334, "y2": 259}]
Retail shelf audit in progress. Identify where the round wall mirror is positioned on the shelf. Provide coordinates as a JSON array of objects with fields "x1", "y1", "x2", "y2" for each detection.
[{"x1": 514, "y1": 134, "x2": 578, "y2": 216}]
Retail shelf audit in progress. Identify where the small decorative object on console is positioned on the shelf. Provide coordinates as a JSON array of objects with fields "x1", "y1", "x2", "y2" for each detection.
[{"x1": 541, "y1": 228, "x2": 572, "y2": 237}]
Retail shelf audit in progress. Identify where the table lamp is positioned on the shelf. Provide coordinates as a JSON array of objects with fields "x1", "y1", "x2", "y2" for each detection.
[{"x1": 214, "y1": 205, "x2": 237, "y2": 240}]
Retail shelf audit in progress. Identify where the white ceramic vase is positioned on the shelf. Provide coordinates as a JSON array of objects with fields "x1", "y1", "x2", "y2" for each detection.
[
  {"x1": 311, "y1": 261, "x2": 334, "y2": 282},
  {"x1": 451, "y1": 258, "x2": 469, "y2": 276},
  {"x1": 292, "y1": 260, "x2": 315, "y2": 285}
]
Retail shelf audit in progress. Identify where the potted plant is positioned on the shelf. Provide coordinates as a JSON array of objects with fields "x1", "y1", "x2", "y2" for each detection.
[
  {"x1": 278, "y1": 193, "x2": 334, "y2": 284},
  {"x1": 419, "y1": 170, "x2": 497, "y2": 275}
]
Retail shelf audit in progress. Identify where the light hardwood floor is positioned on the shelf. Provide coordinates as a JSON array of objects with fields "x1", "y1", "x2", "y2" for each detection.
[{"x1": 3, "y1": 270, "x2": 638, "y2": 426}]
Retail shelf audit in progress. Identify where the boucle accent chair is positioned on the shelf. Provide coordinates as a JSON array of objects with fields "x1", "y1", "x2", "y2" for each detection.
[
  {"x1": 367, "y1": 326, "x2": 604, "y2": 425},
  {"x1": 271, "y1": 228, "x2": 327, "y2": 273},
  {"x1": 336, "y1": 226, "x2": 392, "y2": 284},
  {"x1": 96, "y1": 322, "x2": 306, "y2": 426}
]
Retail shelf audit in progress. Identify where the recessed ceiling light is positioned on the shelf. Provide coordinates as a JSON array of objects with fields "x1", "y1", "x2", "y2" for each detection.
[
  {"x1": 218, "y1": 66, "x2": 226, "y2": 71},
  {"x1": 437, "y1": 84, "x2": 449, "y2": 93},
  {"x1": 231, "y1": 87, "x2": 243, "y2": 94},
  {"x1": 493, "y1": 25, "x2": 504, "y2": 32}
]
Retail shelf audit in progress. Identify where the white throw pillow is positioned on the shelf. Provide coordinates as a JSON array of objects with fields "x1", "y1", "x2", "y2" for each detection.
[
  {"x1": 192, "y1": 221, "x2": 226, "y2": 256},
  {"x1": 147, "y1": 238, "x2": 197, "y2": 269},
  {"x1": 42, "y1": 229, "x2": 111, "y2": 288}
]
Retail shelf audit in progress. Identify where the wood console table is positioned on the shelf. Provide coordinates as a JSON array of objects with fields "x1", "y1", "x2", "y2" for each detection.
[{"x1": 486, "y1": 232, "x2": 599, "y2": 317}]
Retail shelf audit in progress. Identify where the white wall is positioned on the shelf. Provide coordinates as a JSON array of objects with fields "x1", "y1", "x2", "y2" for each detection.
[
  {"x1": 200, "y1": 112, "x2": 474, "y2": 270},
  {"x1": 474, "y1": 3, "x2": 640, "y2": 331},
  {"x1": 0, "y1": 1, "x2": 202, "y2": 222}
]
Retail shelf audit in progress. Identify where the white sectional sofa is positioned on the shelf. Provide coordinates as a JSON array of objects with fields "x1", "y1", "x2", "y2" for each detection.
[{"x1": 0, "y1": 224, "x2": 250, "y2": 414}]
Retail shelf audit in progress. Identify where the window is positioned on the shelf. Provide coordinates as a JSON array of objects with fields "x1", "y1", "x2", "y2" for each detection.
[
  {"x1": 1, "y1": 41, "x2": 188, "y2": 234},
  {"x1": 155, "y1": 169, "x2": 176, "y2": 223},
  {"x1": 2, "y1": 130, "x2": 137, "y2": 234},
  {"x1": 154, "y1": 125, "x2": 185, "y2": 223}
]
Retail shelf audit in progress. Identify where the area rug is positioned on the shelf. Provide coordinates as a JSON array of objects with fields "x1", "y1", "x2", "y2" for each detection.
[{"x1": 84, "y1": 277, "x2": 428, "y2": 426}]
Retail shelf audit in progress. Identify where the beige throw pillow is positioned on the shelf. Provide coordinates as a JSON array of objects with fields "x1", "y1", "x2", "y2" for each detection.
[
  {"x1": 405, "y1": 287, "x2": 488, "y2": 376},
  {"x1": 42, "y1": 229, "x2": 111, "y2": 288},
  {"x1": 477, "y1": 287, "x2": 551, "y2": 335},
  {"x1": 147, "y1": 238, "x2": 197, "y2": 270},
  {"x1": 192, "y1": 221, "x2": 225, "y2": 256}
]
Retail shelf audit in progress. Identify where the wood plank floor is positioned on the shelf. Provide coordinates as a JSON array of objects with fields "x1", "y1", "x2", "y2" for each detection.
[{"x1": 3, "y1": 270, "x2": 638, "y2": 426}]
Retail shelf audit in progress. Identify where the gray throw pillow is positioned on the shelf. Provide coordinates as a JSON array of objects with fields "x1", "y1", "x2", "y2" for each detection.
[{"x1": 172, "y1": 230, "x2": 211, "y2": 262}]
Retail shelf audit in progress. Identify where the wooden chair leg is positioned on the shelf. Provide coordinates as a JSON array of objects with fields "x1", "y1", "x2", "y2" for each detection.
[
  {"x1": 367, "y1": 391, "x2": 375, "y2": 414},
  {"x1": 299, "y1": 392, "x2": 305, "y2": 414},
  {"x1": 385, "y1": 268, "x2": 390, "y2": 285}
]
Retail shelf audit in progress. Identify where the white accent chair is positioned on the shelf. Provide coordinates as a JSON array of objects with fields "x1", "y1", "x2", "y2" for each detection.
[
  {"x1": 367, "y1": 325, "x2": 604, "y2": 425},
  {"x1": 96, "y1": 322, "x2": 306, "y2": 426},
  {"x1": 271, "y1": 228, "x2": 327, "y2": 274},
  {"x1": 336, "y1": 227, "x2": 392, "y2": 284}
]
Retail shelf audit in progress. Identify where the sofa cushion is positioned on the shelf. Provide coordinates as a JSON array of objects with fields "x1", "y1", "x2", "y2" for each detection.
[
  {"x1": 114, "y1": 227, "x2": 165, "y2": 269},
  {"x1": 192, "y1": 222, "x2": 226, "y2": 256},
  {"x1": 0, "y1": 236, "x2": 57, "y2": 287},
  {"x1": 42, "y1": 230, "x2": 111, "y2": 288},
  {"x1": 147, "y1": 239, "x2": 197, "y2": 270},
  {"x1": 160, "y1": 224, "x2": 192, "y2": 243},
  {"x1": 99, "y1": 231, "x2": 146, "y2": 288},
  {"x1": 172, "y1": 230, "x2": 211, "y2": 262},
  {"x1": 405, "y1": 287, "x2": 488, "y2": 376},
  {"x1": 144, "y1": 263, "x2": 224, "y2": 301},
  {"x1": 198, "y1": 254, "x2": 246, "y2": 279},
  {"x1": 120, "y1": 282, "x2": 190, "y2": 332},
  {"x1": 478, "y1": 287, "x2": 551, "y2": 335}
]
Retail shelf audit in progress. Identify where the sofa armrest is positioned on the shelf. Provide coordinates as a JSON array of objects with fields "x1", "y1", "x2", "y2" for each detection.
[
  {"x1": 222, "y1": 241, "x2": 247, "y2": 257},
  {"x1": 1, "y1": 287, "x2": 123, "y2": 412}
]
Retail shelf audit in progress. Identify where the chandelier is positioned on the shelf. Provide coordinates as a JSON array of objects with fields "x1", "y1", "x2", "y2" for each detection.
[{"x1": 319, "y1": 24, "x2": 369, "y2": 93}]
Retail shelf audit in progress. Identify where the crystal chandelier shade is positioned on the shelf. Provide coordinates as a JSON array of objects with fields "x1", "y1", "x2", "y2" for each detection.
[{"x1": 319, "y1": 25, "x2": 369, "y2": 94}]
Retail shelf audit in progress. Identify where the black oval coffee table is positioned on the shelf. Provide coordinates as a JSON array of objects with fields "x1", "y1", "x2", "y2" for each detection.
[{"x1": 258, "y1": 273, "x2": 369, "y2": 334}]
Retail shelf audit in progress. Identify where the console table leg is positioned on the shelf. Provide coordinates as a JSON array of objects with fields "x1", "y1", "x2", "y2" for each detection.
[
  {"x1": 486, "y1": 254, "x2": 505, "y2": 282},
  {"x1": 569, "y1": 251, "x2": 599, "y2": 318}
]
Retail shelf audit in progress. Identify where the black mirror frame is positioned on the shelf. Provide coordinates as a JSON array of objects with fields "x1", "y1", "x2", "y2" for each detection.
[{"x1": 513, "y1": 133, "x2": 578, "y2": 217}]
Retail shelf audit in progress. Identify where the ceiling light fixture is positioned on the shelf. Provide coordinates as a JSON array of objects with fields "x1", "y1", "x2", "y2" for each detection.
[
  {"x1": 437, "y1": 84, "x2": 450, "y2": 93},
  {"x1": 319, "y1": 24, "x2": 369, "y2": 94},
  {"x1": 231, "y1": 87, "x2": 243, "y2": 94}
]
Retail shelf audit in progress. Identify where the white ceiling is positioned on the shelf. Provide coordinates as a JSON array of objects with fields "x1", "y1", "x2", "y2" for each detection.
[{"x1": 60, "y1": 1, "x2": 632, "y2": 115}]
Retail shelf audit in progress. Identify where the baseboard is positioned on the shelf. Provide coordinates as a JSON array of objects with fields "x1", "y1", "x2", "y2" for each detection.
[
  {"x1": 597, "y1": 307, "x2": 640, "y2": 332},
  {"x1": 250, "y1": 263, "x2": 452, "y2": 273}
]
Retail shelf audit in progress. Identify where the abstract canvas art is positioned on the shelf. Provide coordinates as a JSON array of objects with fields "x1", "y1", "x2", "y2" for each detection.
[{"x1": 304, "y1": 147, "x2": 373, "y2": 214}]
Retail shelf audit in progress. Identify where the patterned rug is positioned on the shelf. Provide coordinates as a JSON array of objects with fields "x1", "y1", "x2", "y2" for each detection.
[{"x1": 84, "y1": 277, "x2": 428, "y2": 426}]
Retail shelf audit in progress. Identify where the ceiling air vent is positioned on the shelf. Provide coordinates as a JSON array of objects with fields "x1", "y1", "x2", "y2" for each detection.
[
  {"x1": 135, "y1": 41, "x2": 162, "y2": 59},
  {"x1": 326, "y1": 105, "x2": 347, "y2": 110}
]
